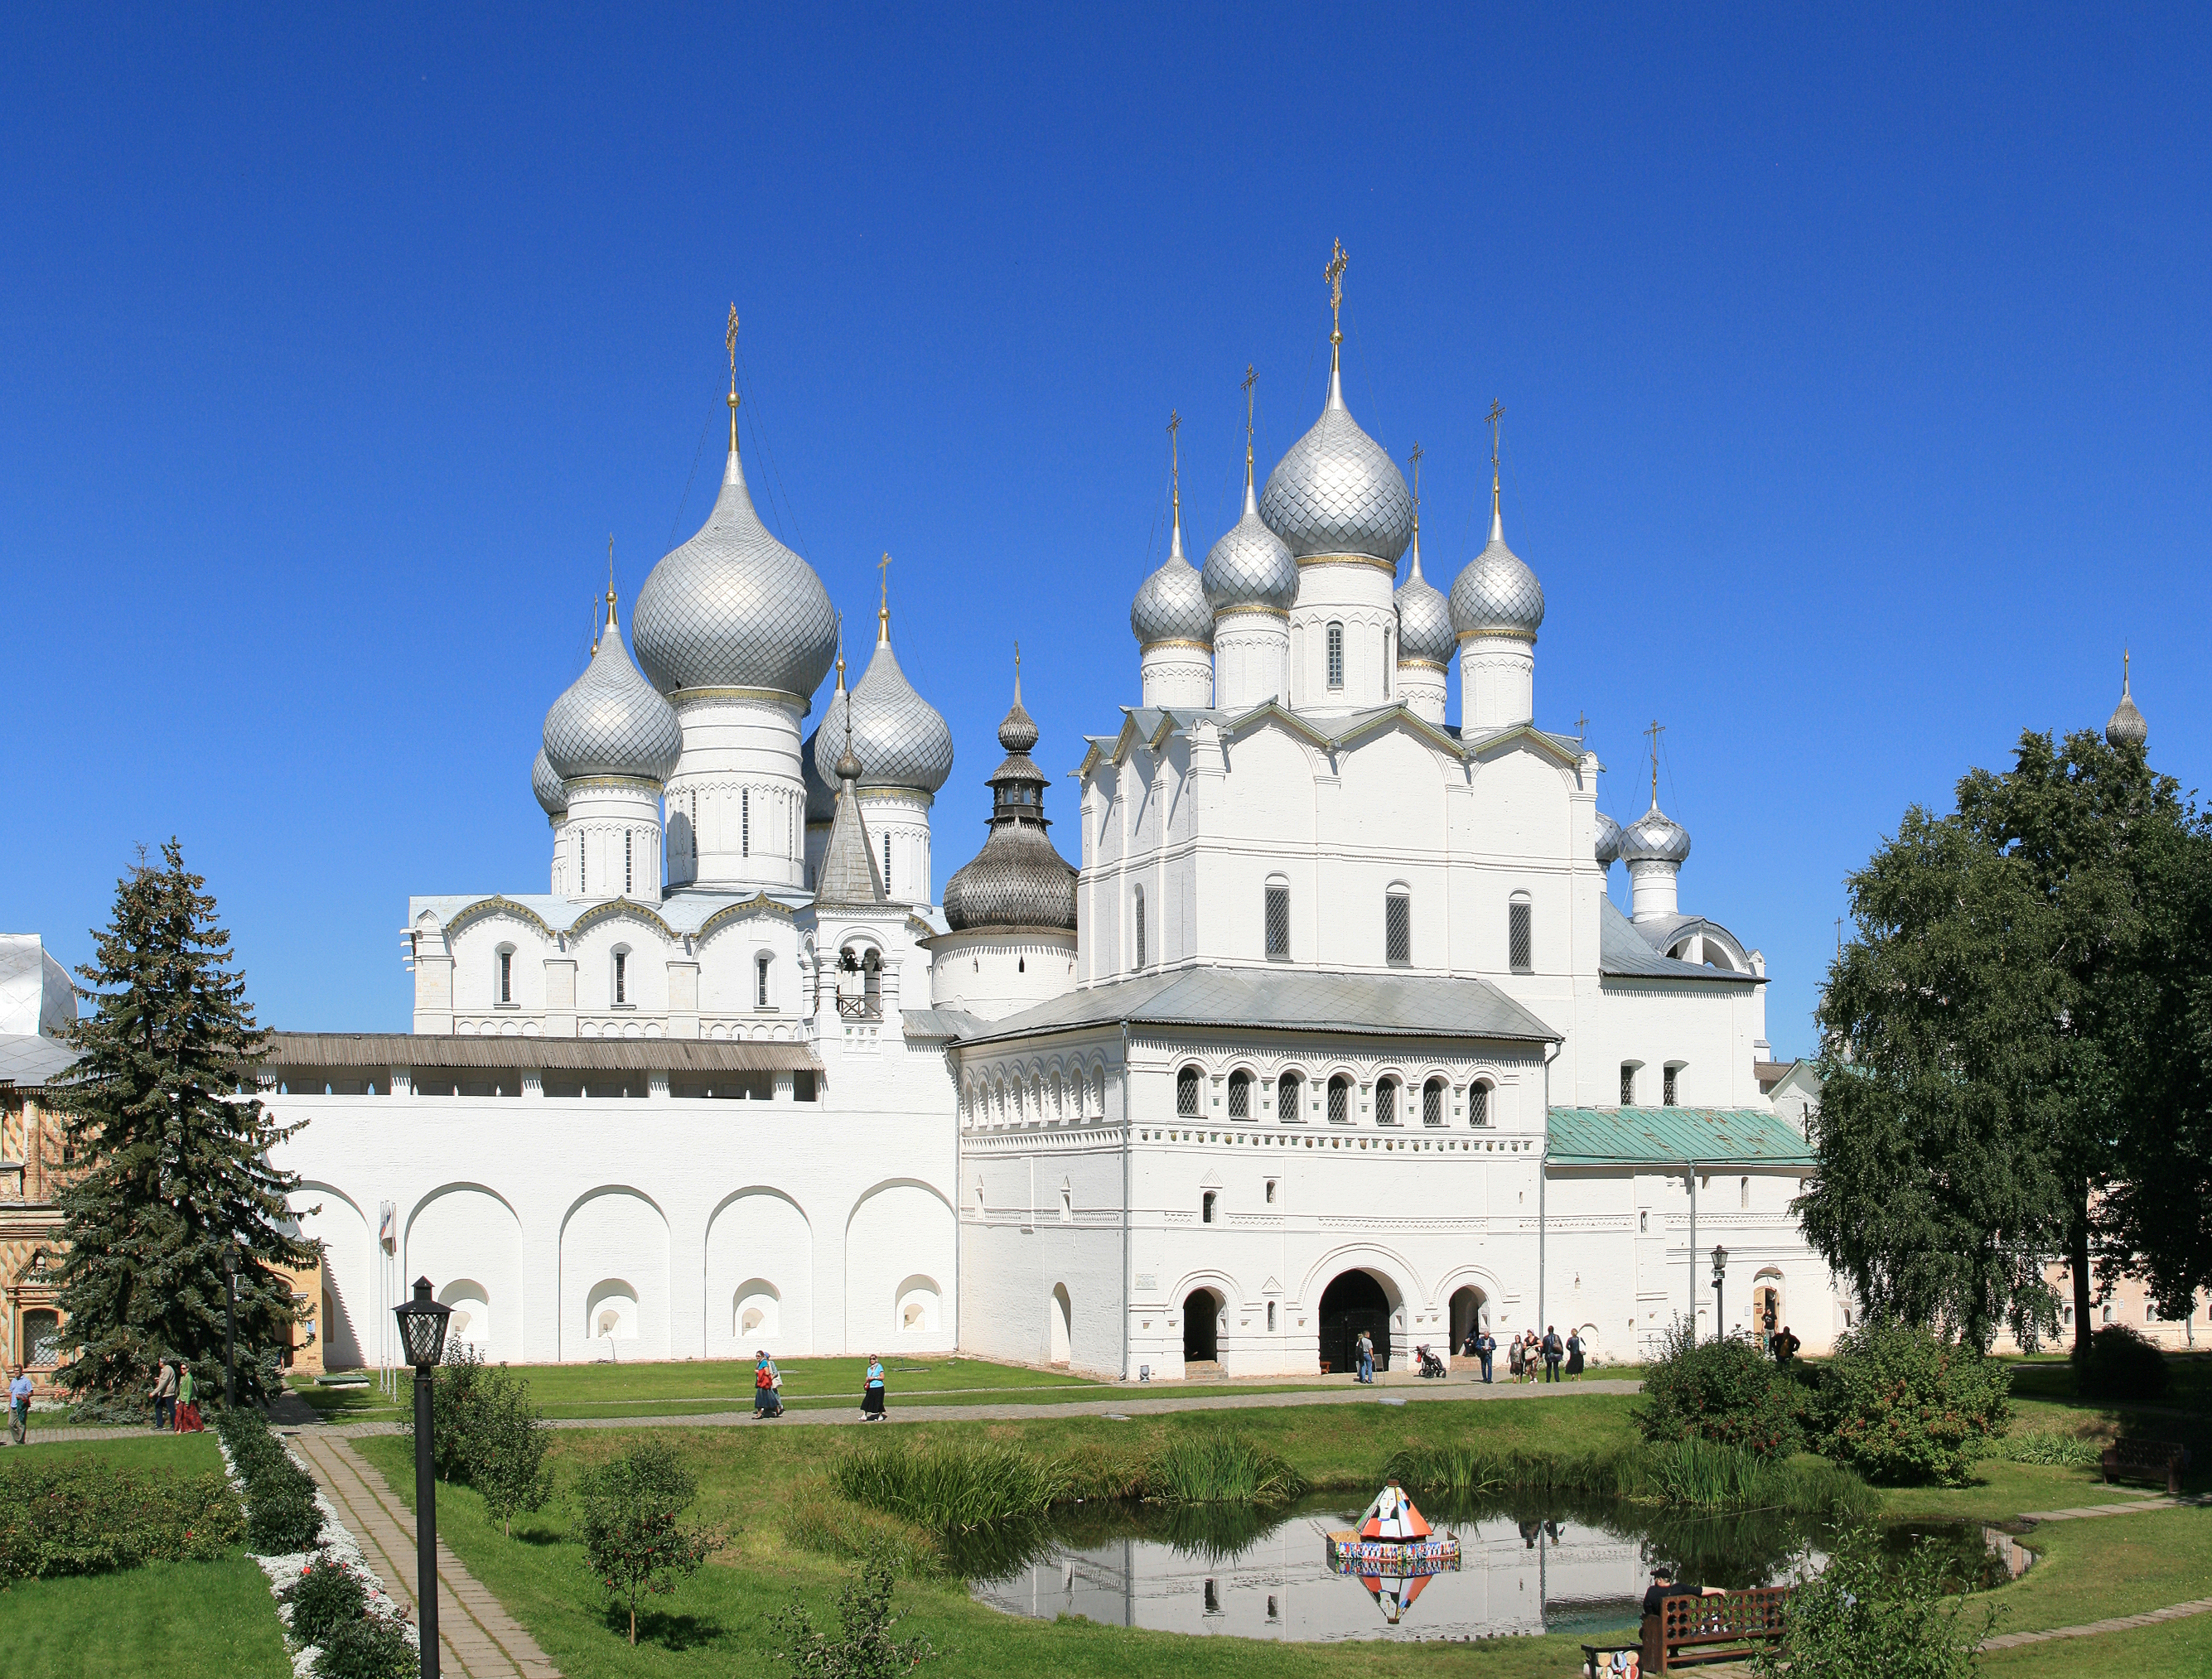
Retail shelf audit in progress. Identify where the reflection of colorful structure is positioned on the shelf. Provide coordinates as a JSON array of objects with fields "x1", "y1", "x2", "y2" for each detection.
[{"x1": 1326, "y1": 1483, "x2": 1461, "y2": 1624}]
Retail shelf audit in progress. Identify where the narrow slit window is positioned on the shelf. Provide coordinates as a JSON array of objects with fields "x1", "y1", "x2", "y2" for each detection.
[
  {"x1": 1509, "y1": 893, "x2": 1533, "y2": 972},
  {"x1": 1740, "y1": 1176, "x2": 1750, "y2": 1209},
  {"x1": 1327, "y1": 1074, "x2": 1350, "y2": 1125},
  {"x1": 1277, "y1": 1072, "x2": 1299, "y2": 1122},
  {"x1": 614, "y1": 951, "x2": 628, "y2": 1006},
  {"x1": 1620, "y1": 1063, "x2": 1636, "y2": 1106},
  {"x1": 1664, "y1": 1064, "x2": 1680, "y2": 1107},
  {"x1": 1265, "y1": 884, "x2": 1290, "y2": 958},
  {"x1": 498, "y1": 950, "x2": 512, "y2": 1005},
  {"x1": 882, "y1": 832, "x2": 892, "y2": 894},
  {"x1": 741, "y1": 788, "x2": 751, "y2": 857},
  {"x1": 1326, "y1": 621, "x2": 1345, "y2": 689},
  {"x1": 624, "y1": 830, "x2": 634, "y2": 895},
  {"x1": 1376, "y1": 1078, "x2": 1397, "y2": 1125},
  {"x1": 1134, "y1": 890, "x2": 1147, "y2": 969},
  {"x1": 1201, "y1": 1190, "x2": 1216, "y2": 1224},
  {"x1": 756, "y1": 954, "x2": 770, "y2": 1010},
  {"x1": 1386, "y1": 890, "x2": 1411, "y2": 964},
  {"x1": 1423, "y1": 1077, "x2": 1444, "y2": 1127}
]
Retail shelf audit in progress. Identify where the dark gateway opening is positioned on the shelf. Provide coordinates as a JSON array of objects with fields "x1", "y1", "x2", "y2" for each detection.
[
  {"x1": 1319, "y1": 1270, "x2": 1391, "y2": 1373},
  {"x1": 1182, "y1": 1289, "x2": 1219, "y2": 1363}
]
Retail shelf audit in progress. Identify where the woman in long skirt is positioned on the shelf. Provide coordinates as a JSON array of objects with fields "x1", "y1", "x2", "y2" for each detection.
[
  {"x1": 1507, "y1": 1335, "x2": 1524, "y2": 1382},
  {"x1": 861, "y1": 1354, "x2": 886, "y2": 1421}
]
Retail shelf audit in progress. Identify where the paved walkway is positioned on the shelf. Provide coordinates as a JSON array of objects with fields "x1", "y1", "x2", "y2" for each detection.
[
  {"x1": 318, "y1": 1376, "x2": 1642, "y2": 1437},
  {"x1": 2016, "y1": 1492, "x2": 2200, "y2": 1522},
  {"x1": 1983, "y1": 1594, "x2": 2212, "y2": 1652},
  {"x1": 288, "y1": 1431, "x2": 560, "y2": 1679}
]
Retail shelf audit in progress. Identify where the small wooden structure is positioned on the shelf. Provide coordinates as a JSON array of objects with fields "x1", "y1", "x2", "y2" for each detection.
[
  {"x1": 1640, "y1": 1585, "x2": 1791, "y2": 1672},
  {"x1": 2102, "y1": 1438, "x2": 2188, "y2": 1496}
]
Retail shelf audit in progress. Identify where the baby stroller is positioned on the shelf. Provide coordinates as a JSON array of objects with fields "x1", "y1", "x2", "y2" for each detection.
[{"x1": 1415, "y1": 1343, "x2": 1448, "y2": 1379}]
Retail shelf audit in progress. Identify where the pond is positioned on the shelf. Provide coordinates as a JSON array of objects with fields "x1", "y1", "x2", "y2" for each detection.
[{"x1": 968, "y1": 1492, "x2": 2021, "y2": 1643}]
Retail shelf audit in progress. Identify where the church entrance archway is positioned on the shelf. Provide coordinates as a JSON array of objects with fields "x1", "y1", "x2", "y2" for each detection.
[
  {"x1": 1181, "y1": 1288, "x2": 1220, "y2": 1366},
  {"x1": 1753, "y1": 1271, "x2": 1784, "y2": 1339},
  {"x1": 1320, "y1": 1270, "x2": 1393, "y2": 1374},
  {"x1": 1449, "y1": 1286, "x2": 1489, "y2": 1354}
]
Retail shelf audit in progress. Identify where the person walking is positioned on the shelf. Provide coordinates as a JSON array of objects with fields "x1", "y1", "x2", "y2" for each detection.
[
  {"x1": 1770, "y1": 1324, "x2": 1801, "y2": 1367},
  {"x1": 752, "y1": 1350, "x2": 782, "y2": 1418},
  {"x1": 7, "y1": 1366, "x2": 31, "y2": 1445},
  {"x1": 1355, "y1": 1329, "x2": 1374, "y2": 1384},
  {"x1": 1524, "y1": 1331, "x2": 1542, "y2": 1383},
  {"x1": 176, "y1": 1363, "x2": 201, "y2": 1432},
  {"x1": 1542, "y1": 1325, "x2": 1563, "y2": 1383},
  {"x1": 1565, "y1": 1329, "x2": 1586, "y2": 1381},
  {"x1": 1506, "y1": 1333, "x2": 1524, "y2": 1382},
  {"x1": 1475, "y1": 1327, "x2": 1496, "y2": 1384},
  {"x1": 151, "y1": 1358, "x2": 177, "y2": 1431},
  {"x1": 861, "y1": 1354, "x2": 886, "y2": 1421}
]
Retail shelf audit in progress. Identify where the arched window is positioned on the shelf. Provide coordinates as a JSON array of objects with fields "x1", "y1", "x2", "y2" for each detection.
[
  {"x1": 1327, "y1": 1073, "x2": 1351, "y2": 1125},
  {"x1": 1326, "y1": 621, "x2": 1345, "y2": 689},
  {"x1": 755, "y1": 953, "x2": 771, "y2": 1010},
  {"x1": 862, "y1": 949, "x2": 882, "y2": 1013},
  {"x1": 497, "y1": 948, "x2": 514, "y2": 1006},
  {"x1": 1264, "y1": 879, "x2": 1291, "y2": 959},
  {"x1": 1228, "y1": 1070, "x2": 1252, "y2": 1120},
  {"x1": 1375, "y1": 1078, "x2": 1398, "y2": 1125},
  {"x1": 22, "y1": 1308, "x2": 60, "y2": 1367},
  {"x1": 1385, "y1": 886, "x2": 1412, "y2": 965},
  {"x1": 613, "y1": 948, "x2": 630, "y2": 1006},
  {"x1": 1469, "y1": 1080, "x2": 1490, "y2": 1128},
  {"x1": 1422, "y1": 1077, "x2": 1445, "y2": 1127},
  {"x1": 1741, "y1": 1176, "x2": 1751, "y2": 1210},
  {"x1": 1176, "y1": 1065, "x2": 1201, "y2": 1117},
  {"x1": 1277, "y1": 1071, "x2": 1301, "y2": 1121},
  {"x1": 1509, "y1": 890, "x2": 1533, "y2": 973},
  {"x1": 1664, "y1": 1062, "x2": 1683, "y2": 1107},
  {"x1": 1133, "y1": 887, "x2": 1147, "y2": 969}
]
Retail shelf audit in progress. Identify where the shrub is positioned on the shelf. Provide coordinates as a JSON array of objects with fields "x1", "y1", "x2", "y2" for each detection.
[
  {"x1": 1141, "y1": 1432, "x2": 1306, "y2": 1507},
  {"x1": 830, "y1": 1440, "x2": 1069, "y2": 1534},
  {"x1": 1752, "y1": 1524, "x2": 1997, "y2": 1678},
  {"x1": 2071, "y1": 1324, "x2": 2168, "y2": 1402},
  {"x1": 471, "y1": 1373, "x2": 555, "y2": 1537},
  {"x1": 577, "y1": 1440, "x2": 722, "y2": 1645},
  {"x1": 1813, "y1": 1320, "x2": 2011, "y2": 1486},
  {"x1": 1985, "y1": 1430, "x2": 2103, "y2": 1468},
  {"x1": 770, "y1": 1544, "x2": 935, "y2": 1678},
  {"x1": 0, "y1": 1459, "x2": 244, "y2": 1580},
  {"x1": 312, "y1": 1611, "x2": 418, "y2": 1679},
  {"x1": 1634, "y1": 1321, "x2": 1804, "y2": 1459},
  {"x1": 282, "y1": 1550, "x2": 372, "y2": 1646},
  {"x1": 216, "y1": 1405, "x2": 326, "y2": 1552},
  {"x1": 398, "y1": 1344, "x2": 488, "y2": 1483}
]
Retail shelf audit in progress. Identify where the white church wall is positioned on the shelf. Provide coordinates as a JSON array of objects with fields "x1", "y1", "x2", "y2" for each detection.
[
  {"x1": 705, "y1": 1188, "x2": 814, "y2": 1358},
  {"x1": 289, "y1": 1184, "x2": 376, "y2": 1372},
  {"x1": 562, "y1": 1186, "x2": 672, "y2": 1360},
  {"x1": 845, "y1": 1180, "x2": 956, "y2": 1352},
  {"x1": 406, "y1": 1183, "x2": 526, "y2": 1365}
]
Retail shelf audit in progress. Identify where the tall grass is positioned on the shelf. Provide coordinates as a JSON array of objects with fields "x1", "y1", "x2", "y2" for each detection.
[
  {"x1": 1141, "y1": 1433, "x2": 1307, "y2": 1507},
  {"x1": 829, "y1": 1440, "x2": 1069, "y2": 1535}
]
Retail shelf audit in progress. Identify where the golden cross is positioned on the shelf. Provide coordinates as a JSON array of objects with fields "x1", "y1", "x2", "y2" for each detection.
[
  {"x1": 1408, "y1": 441, "x2": 1423, "y2": 508},
  {"x1": 1325, "y1": 239, "x2": 1348, "y2": 339},
  {"x1": 877, "y1": 551, "x2": 892, "y2": 618},
  {"x1": 1576, "y1": 711, "x2": 1590, "y2": 743},
  {"x1": 1645, "y1": 719, "x2": 1666, "y2": 804},
  {"x1": 606, "y1": 533, "x2": 616, "y2": 610},
  {"x1": 1487, "y1": 400, "x2": 1504, "y2": 466},
  {"x1": 1240, "y1": 365, "x2": 1258, "y2": 479},
  {"x1": 726, "y1": 303, "x2": 740, "y2": 374},
  {"x1": 1166, "y1": 409, "x2": 1181, "y2": 515}
]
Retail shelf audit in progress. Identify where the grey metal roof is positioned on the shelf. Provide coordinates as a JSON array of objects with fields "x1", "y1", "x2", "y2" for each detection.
[
  {"x1": 1258, "y1": 368, "x2": 1413, "y2": 564},
  {"x1": 1393, "y1": 530, "x2": 1455, "y2": 664},
  {"x1": 1599, "y1": 899, "x2": 1759, "y2": 984},
  {"x1": 263, "y1": 1031, "x2": 819, "y2": 1073},
  {"x1": 944, "y1": 822, "x2": 1078, "y2": 930},
  {"x1": 1620, "y1": 800, "x2": 1691, "y2": 865},
  {"x1": 947, "y1": 967, "x2": 1562, "y2": 1049},
  {"x1": 531, "y1": 747, "x2": 567, "y2": 817},
  {"x1": 632, "y1": 445, "x2": 838, "y2": 702},
  {"x1": 814, "y1": 772, "x2": 888, "y2": 908},
  {"x1": 824, "y1": 621, "x2": 954, "y2": 795},
  {"x1": 0, "y1": 1034, "x2": 80, "y2": 1088},
  {"x1": 1546, "y1": 1105, "x2": 1814, "y2": 1166},
  {"x1": 1447, "y1": 509, "x2": 1546, "y2": 640},
  {"x1": 542, "y1": 603, "x2": 683, "y2": 783},
  {"x1": 901, "y1": 1007, "x2": 992, "y2": 1040},
  {"x1": 1202, "y1": 478, "x2": 1299, "y2": 613},
  {"x1": 1594, "y1": 809, "x2": 1624, "y2": 868},
  {"x1": 1131, "y1": 515, "x2": 1215, "y2": 647}
]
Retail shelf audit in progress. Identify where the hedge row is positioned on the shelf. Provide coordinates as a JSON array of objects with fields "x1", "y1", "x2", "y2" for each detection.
[
  {"x1": 278, "y1": 1550, "x2": 418, "y2": 1679},
  {"x1": 0, "y1": 1459, "x2": 244, "y2": 1580},
  {"x1": 215, "y1": 1405, "x2": 326, "y2": 1553}
]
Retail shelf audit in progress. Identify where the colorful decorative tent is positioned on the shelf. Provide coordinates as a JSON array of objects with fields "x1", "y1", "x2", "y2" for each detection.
[{"x1": 1324, "y1": 1479, "x2": 1461, "y2": 1595}]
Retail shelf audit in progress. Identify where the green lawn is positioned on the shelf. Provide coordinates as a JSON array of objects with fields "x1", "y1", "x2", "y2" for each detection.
[
  {"x1": 0, "y1": 1432, "x2": 292, "y2": 1679},
  {"x1": 1982, "y1": 1609, "x2": 2212, "y2": 1678}
]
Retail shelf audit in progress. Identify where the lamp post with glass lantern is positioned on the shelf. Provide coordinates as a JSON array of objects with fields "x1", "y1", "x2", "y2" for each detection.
[
  {"x1": 1711, "y1": 1246, "x2": 1728, "y2": 1341},
  {"x1": 394, "y1": 1277, "x2": 452, "y2": 1679}
]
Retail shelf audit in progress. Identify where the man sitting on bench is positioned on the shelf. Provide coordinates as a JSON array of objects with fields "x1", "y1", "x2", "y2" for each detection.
[{"x1": 1642, "y1": 1566, "x2": 1726, "y2": 1619}]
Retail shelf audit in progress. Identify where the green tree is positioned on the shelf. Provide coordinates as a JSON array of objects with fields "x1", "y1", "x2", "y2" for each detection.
[
  {"x1": 1813, "y1": 1320, "x2": 2011, "y2": 1486},
  {"x1": 1752, "y1": 1525, "x2": 1996, "y2": 1679},
  {"x1": 473, "y1": 1368, "x2": 554, "y2": 1537},
  {"x1": 1632, "y1": 1320, "x2": 1804, "y2": 1459},
  {"x1": 47, "y1": 842, "x2": 312, "y2": 1416},
  {"x1": 577, "y1": 1440, "x2": 720, "y2": 1645},
  {"x1": 770, "y1": 1545, "x2": 935, "y2": 1679}
]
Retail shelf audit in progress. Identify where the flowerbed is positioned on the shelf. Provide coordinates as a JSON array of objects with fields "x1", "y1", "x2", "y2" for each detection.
[{"x1": 0, "y1": 1457, "x2": 244, "y2": 1580}]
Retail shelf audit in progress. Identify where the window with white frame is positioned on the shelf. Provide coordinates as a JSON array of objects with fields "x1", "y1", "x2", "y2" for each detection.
[
  {"x1": 1277, "y1": 1071, "x2": 1300, "y2": 1121},
  {"x1": 1469, "y1": 1080, "x2": 1490, "y2": 1127},
  {"x1": 1133, "y1": 888, "x2": 1147, "y2": 969},
  {"x1": 613, "y1": 949, "x2": 629, "y2": 1006},
  {"x1": 1385, "y1": 887, "x2": 1411, "y2": 965},
  {"x1": 1176, "y1": 1065, "x2": 1200, "y2": 1117},
  {"x1": 497, "y1": 948, "x2": 513, "y2": 1005},
  {"x1": 1327, "y1": 1073, "x2": 1350, "y2": 1124},
  {"x1": 1620, "y1": 1062, "x2": 1637, "y2": 1105},
  {"x1": 1228, "y1": 1070, "x2": 1252, "y2": 1120},
  {"x1": 756, "y1": 953, "x2": 771, "y2": 1010},
  {"x1": 1265, "y1": 881, "x2": 1291, "y2": 958},
  {"x1": 1422, "y1": 1077, "x2": 1445, "y2": 1127},
  {"x1": 1664, "y1": 1063, "x2": 1682, "y2": 1107},
  {"x1": 1509, "y1": 891, "x2": 1533, "y2": 972},
  {"x1": 1376, "y1": 1078, "x2": 1398, "y2": 1125},
  {"x1": 1326, "y1": 621, "x2": 1345, "y2": 688}
]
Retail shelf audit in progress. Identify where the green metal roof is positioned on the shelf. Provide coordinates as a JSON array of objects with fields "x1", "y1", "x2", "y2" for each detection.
[{"x1": 1545, "y1": 1106, "x2": 1815, "y2": 1166}]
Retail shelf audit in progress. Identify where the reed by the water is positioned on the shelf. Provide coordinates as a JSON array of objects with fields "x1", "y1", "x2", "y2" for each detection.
[
  {"x1": 829, "y1": 1440, "x2": 1070, "y2": 1534},
  {"x1": 1384, "y1": 1438, "x2": 1874, "y2": 1516},
  {"x1": 1140, "y1": 1431, "x2": 1308, "y2": 1507}
]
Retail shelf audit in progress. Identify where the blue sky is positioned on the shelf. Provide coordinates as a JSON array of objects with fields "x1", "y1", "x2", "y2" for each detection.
[{"x1": 5, "y1": 7, "x2": 2206, "y2": 1054}]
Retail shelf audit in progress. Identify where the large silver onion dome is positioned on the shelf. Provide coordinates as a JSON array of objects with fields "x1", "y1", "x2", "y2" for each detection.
[
  {"x1": 543, "y1": 599, "x2": 683, "y2": 783},
  {"x1": 1203, "y1": 477, "x2": 1298, "y2": 613},
  {"x1": 1595, "y1": 809, "x2": 1624, "y2": 868},
  {"x1": 800, "y1": 716, "x2": 837, "y2": 822},
  {"x1": 632, "y1": 440, "x2": 838, "y2": 702},
  {"x1": 1258, "y1": 368, "x2": 1414, "y2": 564},
  {"x1": 1131, "y1": 514, "x2": 1214, "y2": 647},
  {"x1": 2106, "y1": 653, "x2": 2148, "y2": 749},
  {"x1": 1620, "y1": 801, "x2": 1692, "y2": 866},
  {"x1": 1449, "y1": 505, "x2": 1546, "y2": 640},
  {"x1": 943, "y1": 674, "x2": 1079, "y2": 932},
  {"x1": 532, "y1": 747, "x2": 567, "y2": 817},
  {"x1": 817, "y1": 614, "x2": 954, "y2": 794},
  {"x1": 1393, "y1": 529, "x2": 1455, "y2": 665}
]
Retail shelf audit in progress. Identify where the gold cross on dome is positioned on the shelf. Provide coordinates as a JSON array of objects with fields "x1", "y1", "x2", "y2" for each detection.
[
  {"x1": 1487, "y1": 400, "x2": 1504, "y2": 464},
  {"x1": 1325, "y1": 239, "x2": 1348, "y2": 337},
  {"x1": 726, "y1": 303, "x2": 740, "y2": 373},
  {"x1": 877, "y1": 551, "x2": 892, "y2": 616},
  {"x1": 1166, "y1": 409, "x2": 1181, "y2": 514},
  {"x1": 1408, "y1": 441, "x2": 1423, "y2": 507},
  {"x1": 1645, "y1": 718, "x2": 1666, "y2": 804}
]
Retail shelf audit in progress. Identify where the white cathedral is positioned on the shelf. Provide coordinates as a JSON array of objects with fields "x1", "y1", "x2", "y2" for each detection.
[{"x1": 268, "y1": 267, "x2": 1843, "y2": 1379}]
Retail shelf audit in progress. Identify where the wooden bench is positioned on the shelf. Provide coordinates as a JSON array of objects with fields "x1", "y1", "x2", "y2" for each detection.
[
  {"x1": 2102, "y1": 1438, "x2": 2188, "y2": 1496},
  {"x1": 1640, "y1": 1586, "x2": 1791, "y2": 1672}
]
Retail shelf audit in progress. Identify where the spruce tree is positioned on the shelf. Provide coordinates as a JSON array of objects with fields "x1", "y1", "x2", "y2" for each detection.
[{"x1": 48, "y1": 840, "x2": 313, "y2": 1416}]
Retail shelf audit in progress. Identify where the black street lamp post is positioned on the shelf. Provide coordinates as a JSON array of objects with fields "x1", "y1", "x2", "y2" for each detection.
[
  {"x1": 223, "y1": 1247, "x2": 239, "y2": 1410},
  {"x1": 394, "y1": 1277, "x2": 452, "y2": 1679},
  {"x1": 1711, "y1": 1246, "x2": 1729, "y2": 1340}
]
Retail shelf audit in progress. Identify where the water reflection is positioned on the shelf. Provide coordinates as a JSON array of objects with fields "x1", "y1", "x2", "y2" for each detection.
[{"x1": 968, "y1": 1493, "x2": 2020, "y2": 1644}]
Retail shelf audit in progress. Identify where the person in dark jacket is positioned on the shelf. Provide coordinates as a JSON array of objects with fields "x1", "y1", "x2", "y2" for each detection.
[
  {"x1": 1564, "y1": 1330, "x2": 1586, "y2": 1380},
  {"x1": 1642, "y1": 1568, "x2": 1725, "y2": 1617},
  {"x1": 1770, "y1": 1325, "x2": 1802, "y2": 1366},
  {"x1": 1541, "y1": 1326, "x2": 1564, "y2": 1382},
  {"x1": 1473, "y1": 1329, "x2": 1496, "y2": 1383}
]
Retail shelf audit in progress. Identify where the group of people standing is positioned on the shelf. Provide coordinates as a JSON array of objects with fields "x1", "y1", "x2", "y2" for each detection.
[
  {"x1": 1464, "y1": 1324, "x2": 1586, "y2": 1383},
  {"x1": 149, "y1": 1358, "x2": 203, "y2": 1431}
]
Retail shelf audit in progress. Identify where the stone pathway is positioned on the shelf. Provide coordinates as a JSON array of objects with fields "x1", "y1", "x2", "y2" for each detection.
[
  {"x1": 321, "y1": 1375, "x2": 1642, "y2": 1437},
  {"x1": 1983, "y1": 1594, "x2": 2212, "y2": 1652},
  {"x1": 2016, "y1": 1493, "x2": 2198, "y2": 1522},
  {"x1": 288, "y1": 1431, "x2": 560, "y2": 1679}
]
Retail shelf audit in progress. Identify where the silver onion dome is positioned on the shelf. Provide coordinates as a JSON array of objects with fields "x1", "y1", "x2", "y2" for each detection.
[
  {"x1": 1595, "y1": 809, "x2": 1624, "y2": 868},
  {"x1": 943, "y1": 673, "x2": 1079, "y2": 931},
  {"x1": 543, "y1": 599, "x2": 683, "y2": 783},
  {"x1": 800, "y1": 716, "x2": 837, "y2": 822},
  {"x1": 1620, "y1": 801, "x2": 1692, "y2": 866},
  {"x1": 823, "y1": 614, "x2": 954, "y2": 794},
  {"x1": 1131, "y1": 514, "x2": 1214, "y2": 647},
  {"x1": 2106, "y1": 653, "x2": 2147, "y2": 749},
  {"x1": 1258, "y1": 367, "x2": 1414, "y2": 564},
  {"x1": 1393, "y1": 529, "x2": 1455, "y2": 665},
  {"x1": 1449, "y1": 505, "x2": 1546, "y2": 641},
  {"x1": 532, "y1": 747, "x2": 567, "y2": 817},
  {"x1": 632, "y1": 439, "x2": 838, "y2": 702},
  {"x1": 1204, "y1": 477, "x2": 1298, "y2": 613}
]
